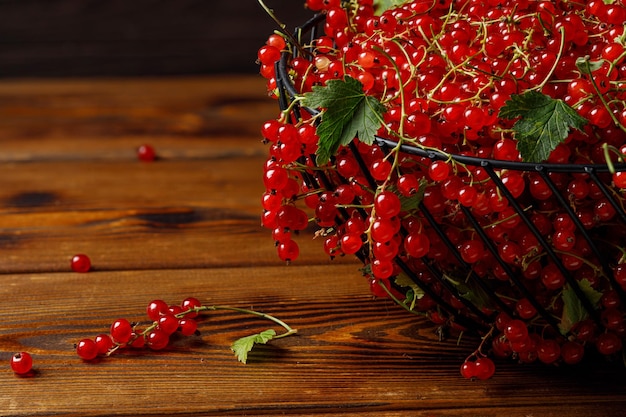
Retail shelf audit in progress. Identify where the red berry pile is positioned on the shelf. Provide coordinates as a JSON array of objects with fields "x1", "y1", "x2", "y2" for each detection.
[{"x1": 258, "y1": 0, "x2": 626, "y2": 377}]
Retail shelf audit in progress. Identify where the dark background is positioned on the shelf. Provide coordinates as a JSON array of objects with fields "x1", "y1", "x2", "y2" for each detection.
[{"x1": 0, "y1": 0, "x2": 313, "y2": 77}]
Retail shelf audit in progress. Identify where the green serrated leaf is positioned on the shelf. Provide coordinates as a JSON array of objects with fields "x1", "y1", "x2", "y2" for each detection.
[
  {"x1": 575, "y1": 57, "x2": 604, "y2": 75},
  {"x1": 558, "y1": 280, "x2": 602, "y2": 335},
  {"x1": 373, "y1": 0, "x2": 411, "y2": 14},
  {"x1": 499, "y1": 91, "x2": 587, "y2": 163},
  {"x1": 394, "y1": 272, "x2": 425, "y2": 310},
  {"x1": 302, "y1": 76, "x2": 386, "y2": 165},
  {"x1": 443, "y1": 273, "x2": 493, "y2": 310},
  {"x1": 231, "y1": 329, "x2": 276, "y2": 364}
]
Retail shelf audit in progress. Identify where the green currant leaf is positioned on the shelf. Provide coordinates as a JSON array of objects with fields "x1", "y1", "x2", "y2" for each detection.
[
  {"x1": 499, "y1": 91, "x2": 587, "y2": 163},
  {"x1": 373, "y1": 0, "x2": 411, "y2": 14},
  {"x1": 575, "y1": 57, "x2": 604, "y2": 75},
  {"x1": 231, "y1": 328, "x2": 276, "y2": 364},
  {"x1": 558, "y1": 280, "x2": 602, "y2": 335},
  {"x1": 302, "y1": 76, "x2": 386, "y2": 165},
  {"x1": 443, "y1": 274, "x2": 494, "y2": 310},
  {"x1": 394, "y1": 272, "x2": 425, "y2": 310}
]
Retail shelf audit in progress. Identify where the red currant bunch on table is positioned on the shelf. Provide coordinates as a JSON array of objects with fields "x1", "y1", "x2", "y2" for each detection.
[
  {"x1": 76, "y1": 297, "x2": 204, "y2": 360},
  {"x1": 258, "y1": 0, "x2": 626, "y2": 378},
  {"x1": 76, "y1": 297, "x2": 296, "y2": 363}
]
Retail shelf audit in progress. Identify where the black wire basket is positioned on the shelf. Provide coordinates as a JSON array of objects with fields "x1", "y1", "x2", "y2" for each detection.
[{"x1": 270, "y1": 11, "x2": 626, "y2": 365}]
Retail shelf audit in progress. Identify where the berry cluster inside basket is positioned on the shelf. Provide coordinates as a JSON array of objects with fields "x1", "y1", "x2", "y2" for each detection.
[{"x1": 258, "y1": 0, "x2": 626, "y2": 378}]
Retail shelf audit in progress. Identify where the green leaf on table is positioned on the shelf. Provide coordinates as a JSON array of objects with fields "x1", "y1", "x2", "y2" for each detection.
[
  {"x1": 558, "y1": 280, "x2": 602, "y2": 335},
  {"x1": 302, "y1": 76, "x2": 386, "y2": 165},
  {"x1": 231, "y1": 328, "x2": 276, "y2": 364},
  {"x1": 499, "y1": 91, "x2": 587, "y2": 163}
]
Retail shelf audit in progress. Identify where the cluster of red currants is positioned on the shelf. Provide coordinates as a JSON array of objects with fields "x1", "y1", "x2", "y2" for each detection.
[
  {"x1": 75, "y1": 297, "x2": 203, "y2": 360},
  {"x1": 257, "y1": 0, "x2": 626, "y2": 377}
]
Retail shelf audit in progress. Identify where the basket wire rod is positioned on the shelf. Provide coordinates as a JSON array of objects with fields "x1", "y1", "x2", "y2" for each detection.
[
  {"x1": 536, "y1": 167, "x2": 626, "y2": 306},
  {"x1": 584, "y1": 167, "x2": 626, "y2": 225},
  {"x1": 458, "y1": 204, "x2": 562, "y2": 331},
  {"x1": 275, "y1": 60, "x2": 291, "y2": 116},
  {"x1": 481, "y1": 161, "x2": 602, "y2": 326},
  {"x1": 373, "y1": 137, "x2": 626, "y2": 174}
]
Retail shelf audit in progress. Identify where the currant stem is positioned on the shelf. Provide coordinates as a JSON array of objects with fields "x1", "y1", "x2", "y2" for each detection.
[
  {"x1": 197, "y1": 305, "x2": 298, "y2": 338},
  {"x1": 582, "y1": 57, "x2": 626, "y2": 135},
  {"x1": 257, "y1": 0, "x2": 308, "y2": 58}
]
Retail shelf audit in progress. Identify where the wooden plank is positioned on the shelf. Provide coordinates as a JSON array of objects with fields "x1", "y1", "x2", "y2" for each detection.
[
  {"x1": 0, "y1": 157, "x2": 359, "y2": 273},
  {"x1": 0, "y1": 266, "x2": 624, "y2": 416}
]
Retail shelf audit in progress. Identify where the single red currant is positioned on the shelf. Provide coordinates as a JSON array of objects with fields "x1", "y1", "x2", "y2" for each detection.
[
  {"x1": 137, "y1": 144, "x2": 157, "y2": 162},
  {"x1": 110, "y1": 318, "x2": 133, "y2": 344},
  {"x1": 76, "y1": 338, "x2": 99, "y2": 360},
  {"x1": 94, "y1": 334, "x2": 114, "y2": 355},
  {"x1": 10, "y1": 352, "x2": 33, "y2": 375},
  {"x1": 181, "y1": 297, "x2": 203, "y2": 319},
  {"x1": 157, "y1": 314, "x2": 180, "y2": 335},
  {"x1": 460, "y1": 360, "x2": 477, "y2": 379},
  {"x1": 147, "y1": 299, "x2": 169, "y2": 321},
  {"x1": 71, "y1": 254, "x2": 91, "y2": 273},
  {"x1": 179, "y1": 318, "x2": 199, "y2": 336},
  {"x1": 473, "y1": 357, "x2": 496, "y2": 380},
  {"x1": 146, "y1": 329, "x2": 170, "y2": 350}
]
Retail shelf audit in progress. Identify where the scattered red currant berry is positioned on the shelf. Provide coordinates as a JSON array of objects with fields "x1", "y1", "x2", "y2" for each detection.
[
  {"x1": 70, "y1": 254, "x2": 91, "y2": 273},
  {"x1": 137, "y1": 144, "x2": 157, "y2": 162},
  {"x1": 10, "y1": 352, "x2": 33, "y2": 375}
]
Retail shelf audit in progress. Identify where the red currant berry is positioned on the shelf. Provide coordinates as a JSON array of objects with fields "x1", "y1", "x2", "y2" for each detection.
[
  {"x1": 71, "y1": 254, "x2": 91, "y2": 273},
  {"x1": 110, "y1": 318, "x2": 133, "y2": 344},
  {"x1": 181, "y1": 297, "x2": 202, "y2": 319},
  {"x1": 94, "y1": 333, "x2": 114, "y2": 355},
  {"x1": 504, "y1": 319, "x2": 529, "y2": 343},
  {"x1": 561, "y1": 341, "x2": 585, "y2": 365},
  {"x1": 147, "y1": 299, "x2": 169, "y2": 322},
  {"x1": 374, "y1": 190, "x2": 401, "y2": 219},
  {"x1": 137, "y1": 144, "x2": 157, "y2": 162},
  {"x1": 473, "y1": 357, "x2": 495, "y2": 380},
  {"x1": 146, "y1": 329, "x2": 170, "y2": 350},
  {"x1": 10, "y1": 352, "x2": 33, "y2": 375},
  {"x1": 595, "y1": 332, "x2": 623, "y2": 356},
  {"x1": 537, "y1": 339, "x2": 561, "y2": 364},
  {"x1": 460, "y1": 360, "x2": 477, "y2": 379},
  {"x1": 179, "y1": 318, "x2": 199, "y2": 336},
  {"x1": 76, "y1": 338, "x2": 99, "y2": 361},
  {"x1": 157, "y1": 314, "x2": 180, "y2": 335}
]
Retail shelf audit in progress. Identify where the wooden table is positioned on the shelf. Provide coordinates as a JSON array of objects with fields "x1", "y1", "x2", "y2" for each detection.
[{"x1": 0, "y1": 76, "x2": 624, "y2": 416}]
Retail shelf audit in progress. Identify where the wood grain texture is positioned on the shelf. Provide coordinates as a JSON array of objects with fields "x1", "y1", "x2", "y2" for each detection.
[{"x1": 0, "y1": 75, "x2": 625, "y2": 416}]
